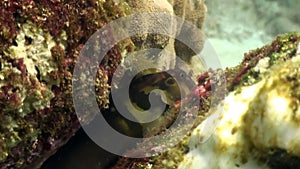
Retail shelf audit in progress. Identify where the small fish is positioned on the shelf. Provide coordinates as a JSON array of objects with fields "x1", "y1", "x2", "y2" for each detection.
[{"x1": 129, "y1": 69, "x2": 193, "y2": 109}]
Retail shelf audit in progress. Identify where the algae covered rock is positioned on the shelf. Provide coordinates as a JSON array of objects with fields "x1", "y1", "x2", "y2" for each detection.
[
  {"x1": 179, "y1": 51, "x2": 300, "y2": 169},
  {"x1": 113, "y1": 33, "x2": 300, "y2": 169},
  {"x1": 0, "y1": 0, "x2": 208, "y2": 168},
  {"x1": 0, "y1": 1, "x2": 130, "y2": 168},
  {"x1": 177, "y1": 34, "x2": 300, "y2": 169}
]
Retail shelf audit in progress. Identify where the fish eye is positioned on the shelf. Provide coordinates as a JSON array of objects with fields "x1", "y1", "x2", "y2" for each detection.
[
  {"x1": 165, "y1": 77, "x2": 176, "y2": 86},
  {"x1": 180, "y1": 72, "x2": 185, "y2": 78}
]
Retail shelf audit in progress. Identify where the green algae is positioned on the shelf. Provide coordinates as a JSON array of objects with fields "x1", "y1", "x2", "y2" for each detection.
[{"x1": 227, "y1": 32, "x2": 300, "y2": 92}]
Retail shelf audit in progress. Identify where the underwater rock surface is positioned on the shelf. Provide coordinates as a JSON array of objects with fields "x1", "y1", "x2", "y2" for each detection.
[
  {"x1": 1, "y1": 0, "x2": 299, "y2": 169},
  {"x1": 0, "y1": 1, "x2": 131, "y2": 168},
  {"x1": 113, "y1": 33, "x2": 300, "y2": 168},
  {"x1": 0, "y1": 0, "x2": 207, "y2": 168},
  {"x1": 179, "y1": 51, "x2": 300, "y2": 169}
]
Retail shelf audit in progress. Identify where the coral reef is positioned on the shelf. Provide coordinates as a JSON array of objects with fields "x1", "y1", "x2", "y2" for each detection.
[
  {"x1": 0, "y1": 0, "x2": 208, "y2": 168},
  {"x1": 113, "y1": 33, "x2": 300, "y2": 168},
  {"x1": 1, "y1": 0, "x2": 298, "y2": 168},
  {"x1": 178, "y1": 34, "x2": 300, "y2": 169},
  {"x1": 227, "y1": 33, "x2": 300, "y2": 90},
  {"x1": 0, "y1": 1, "x2": 130, "y2": 168}
]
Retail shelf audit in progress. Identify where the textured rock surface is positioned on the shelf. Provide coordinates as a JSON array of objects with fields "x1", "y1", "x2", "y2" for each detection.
[
  {"x1": 178, "y1": 33, "x2": 300, "y2": 169},
  {"x1": 113, "y1": 33, "x2": 300, "y2": 169},
  {"x1": 124, "y1": 0, "x2": 206, "y2": 73},
  {"x1": 0, "y1": 1, "x2": 130, "y2": 168},
  {"x1": 179, "y1": 55, "x2": 300, "y2": 169},
  {"x1": 0, "y1": 0, "x2": 207, "y2": 168}
]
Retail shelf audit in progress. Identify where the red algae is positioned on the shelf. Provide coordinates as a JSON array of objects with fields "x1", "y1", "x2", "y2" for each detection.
[{"x1": 0, "y1": 0, "x2": 131, "y2": 168}]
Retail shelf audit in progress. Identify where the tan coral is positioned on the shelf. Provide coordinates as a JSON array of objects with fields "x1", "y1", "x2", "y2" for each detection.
[{"x1": 123, "y1": 0, "x2": 207, "y2": 72}]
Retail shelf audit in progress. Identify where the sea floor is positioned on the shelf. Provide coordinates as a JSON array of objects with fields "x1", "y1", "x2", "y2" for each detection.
[{"x1": 203, "y1": 0, "x2": 300, "y2": 68}]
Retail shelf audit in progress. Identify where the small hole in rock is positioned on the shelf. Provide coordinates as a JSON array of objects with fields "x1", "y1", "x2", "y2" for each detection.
[{"x1": 25, "y1": 36, "x2": 33, "y2": 45}]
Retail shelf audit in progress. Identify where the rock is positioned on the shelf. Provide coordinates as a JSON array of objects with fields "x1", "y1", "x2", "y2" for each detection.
[
  {"x1": 0, "y1": 0, "x2": 207, "y2": 168},
  {"x1": 179, "y1": 55, "x2": 300, "y2": 169},
  {"x1": 0, "y1": 1, "x2": 130, "y2": 168},
  {"x1": 178, "y1": 33, "x2": 300, "y2": 169},
  {"x1": 113, "y1": 33, "x2": 300, "y2": 169}
]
